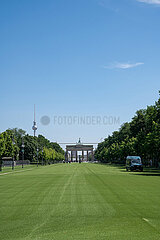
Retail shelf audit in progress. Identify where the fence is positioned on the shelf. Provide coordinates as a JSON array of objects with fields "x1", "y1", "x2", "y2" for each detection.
[{"x1": 2, "y1": 160, "x2": 30, "y2": 167}]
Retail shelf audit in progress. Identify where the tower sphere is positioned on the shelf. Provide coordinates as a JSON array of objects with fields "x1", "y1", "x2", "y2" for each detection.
[{"x1": 32, "y1": 124, "x2": 37, "y2": 131}]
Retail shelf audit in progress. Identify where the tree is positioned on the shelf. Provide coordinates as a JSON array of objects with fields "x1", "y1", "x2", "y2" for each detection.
[
  {"x1": 0, "y1": 129, "x2": 64, "y2": 164},
  {"x1": 95, "y1": 92, "x2": 160, "y2": 167}
]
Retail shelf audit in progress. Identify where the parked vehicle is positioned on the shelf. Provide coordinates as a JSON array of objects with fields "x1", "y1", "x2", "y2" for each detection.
[{"x1": 126, "y1": 156, "x2": 143, "y2": 172}]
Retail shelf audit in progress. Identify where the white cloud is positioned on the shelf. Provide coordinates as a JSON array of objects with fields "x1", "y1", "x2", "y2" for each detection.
[
  {"x1": 104, "y1": 62, "x2": 144, "y2": 69},
  {"x1": 98, "y1": 0, "x2": 119, "y2": 12},
  {"x1": 137, "y1": 0, "x2": 160, "y2": 5}
]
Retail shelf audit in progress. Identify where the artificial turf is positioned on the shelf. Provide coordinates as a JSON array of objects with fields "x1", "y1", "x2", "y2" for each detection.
[{"x1": 0, "y1": 163, "x2": 160, "y2": 240}]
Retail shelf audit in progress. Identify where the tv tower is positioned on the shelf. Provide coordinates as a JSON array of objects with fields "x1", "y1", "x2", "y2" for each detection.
[{"x1": 32, "y1": 104, "x2": 37, "y2": 137}]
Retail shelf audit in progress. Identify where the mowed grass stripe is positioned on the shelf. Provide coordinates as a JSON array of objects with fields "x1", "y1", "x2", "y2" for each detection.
[
  {"x1": 0, "y1": 163, "x2": 160, "y2": 240},
  {"x1": 0, "y1": 165, "x2": 37, "y2": 175}
]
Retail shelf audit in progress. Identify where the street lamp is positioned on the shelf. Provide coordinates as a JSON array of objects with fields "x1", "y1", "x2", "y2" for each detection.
[
  {"x1": 21, "y1": 140, "x2": 25, "y2": 168},
  {"x1": 12, "y1": 137, "x2": 15, "y2": 170},
  {"x1": 37, "y1": 147, "x2": 39, "y2": 167},
  {"x1": 42, "y1": 147, "x2": 43, "y2": 166}
]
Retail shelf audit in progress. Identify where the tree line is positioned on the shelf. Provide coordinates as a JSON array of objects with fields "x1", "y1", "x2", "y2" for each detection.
[
  {"x1": 95, "y1": 93, "x2": 160, "y2": 167},
  {"x1": 0, "y1": 128, "x2": 65, "y2": 164}
]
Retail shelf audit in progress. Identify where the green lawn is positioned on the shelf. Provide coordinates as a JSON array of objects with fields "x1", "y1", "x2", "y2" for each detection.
[
  {"x1": 0, "y1": 163, "x2": 160, "y2": 240},
  {"x1": 0, "y1": 165, "x2": 37, "y2": 174}
]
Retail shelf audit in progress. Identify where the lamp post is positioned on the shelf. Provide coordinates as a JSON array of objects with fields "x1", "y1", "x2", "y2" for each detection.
[
  {"x1": 42, "y1": 147, "x2": 43, "y2": 166},
  {"x1": 0, "y1": 159, "x2": 2, "y2": 172},
  {"x1": 12, "y1": 137, "x2": 15, "y2": 170},
  {"x1": 21, "y1": 140, "x2": 25, "y2": 168},
  {"x1": 37, "y1": 147, "x2": 39, "y2": 167}
]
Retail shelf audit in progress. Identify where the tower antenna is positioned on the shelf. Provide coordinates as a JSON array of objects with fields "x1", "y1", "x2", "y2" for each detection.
[{"x1": 32, "y1": 104, "x2": 37, "y2": 137}]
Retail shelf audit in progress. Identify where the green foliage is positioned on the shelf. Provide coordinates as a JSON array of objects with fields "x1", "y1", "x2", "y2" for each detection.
[
  {"x1": 23, "y1": 135, "x2": 38, "y2": 161},
  {"x1": 0, "y1": 130, "x2": 19, "y2": 159},
  {"x1": 95, "y1": 93, "x2": 160, "y2": 166},
  {"x1": 0, "y1": 133, "x2": 5, "y2": 158},
  {"x1": 37, "y1": 135, "x2": 65, "y2": 155},
  {"x1": 0, "y1": 129, "x2": 64, "y2": 164}
]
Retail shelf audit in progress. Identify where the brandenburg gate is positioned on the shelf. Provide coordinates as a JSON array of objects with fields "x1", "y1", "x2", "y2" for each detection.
[{"x1": 65, "y1": 138, "x2": 94, "y2": 162}]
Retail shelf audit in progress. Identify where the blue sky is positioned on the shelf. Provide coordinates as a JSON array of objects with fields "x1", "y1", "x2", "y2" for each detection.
[{"x1": 0, "y1": 0, "x2": 160, "y2": 148}]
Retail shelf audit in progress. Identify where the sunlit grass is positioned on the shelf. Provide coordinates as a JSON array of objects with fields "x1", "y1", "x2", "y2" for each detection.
[
  {"x1": 0, "y1": 164, "x2": 37, "y2": 174},
  {"x1": 0, "y1": 163, "x2": 160, "y2": 240}
]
